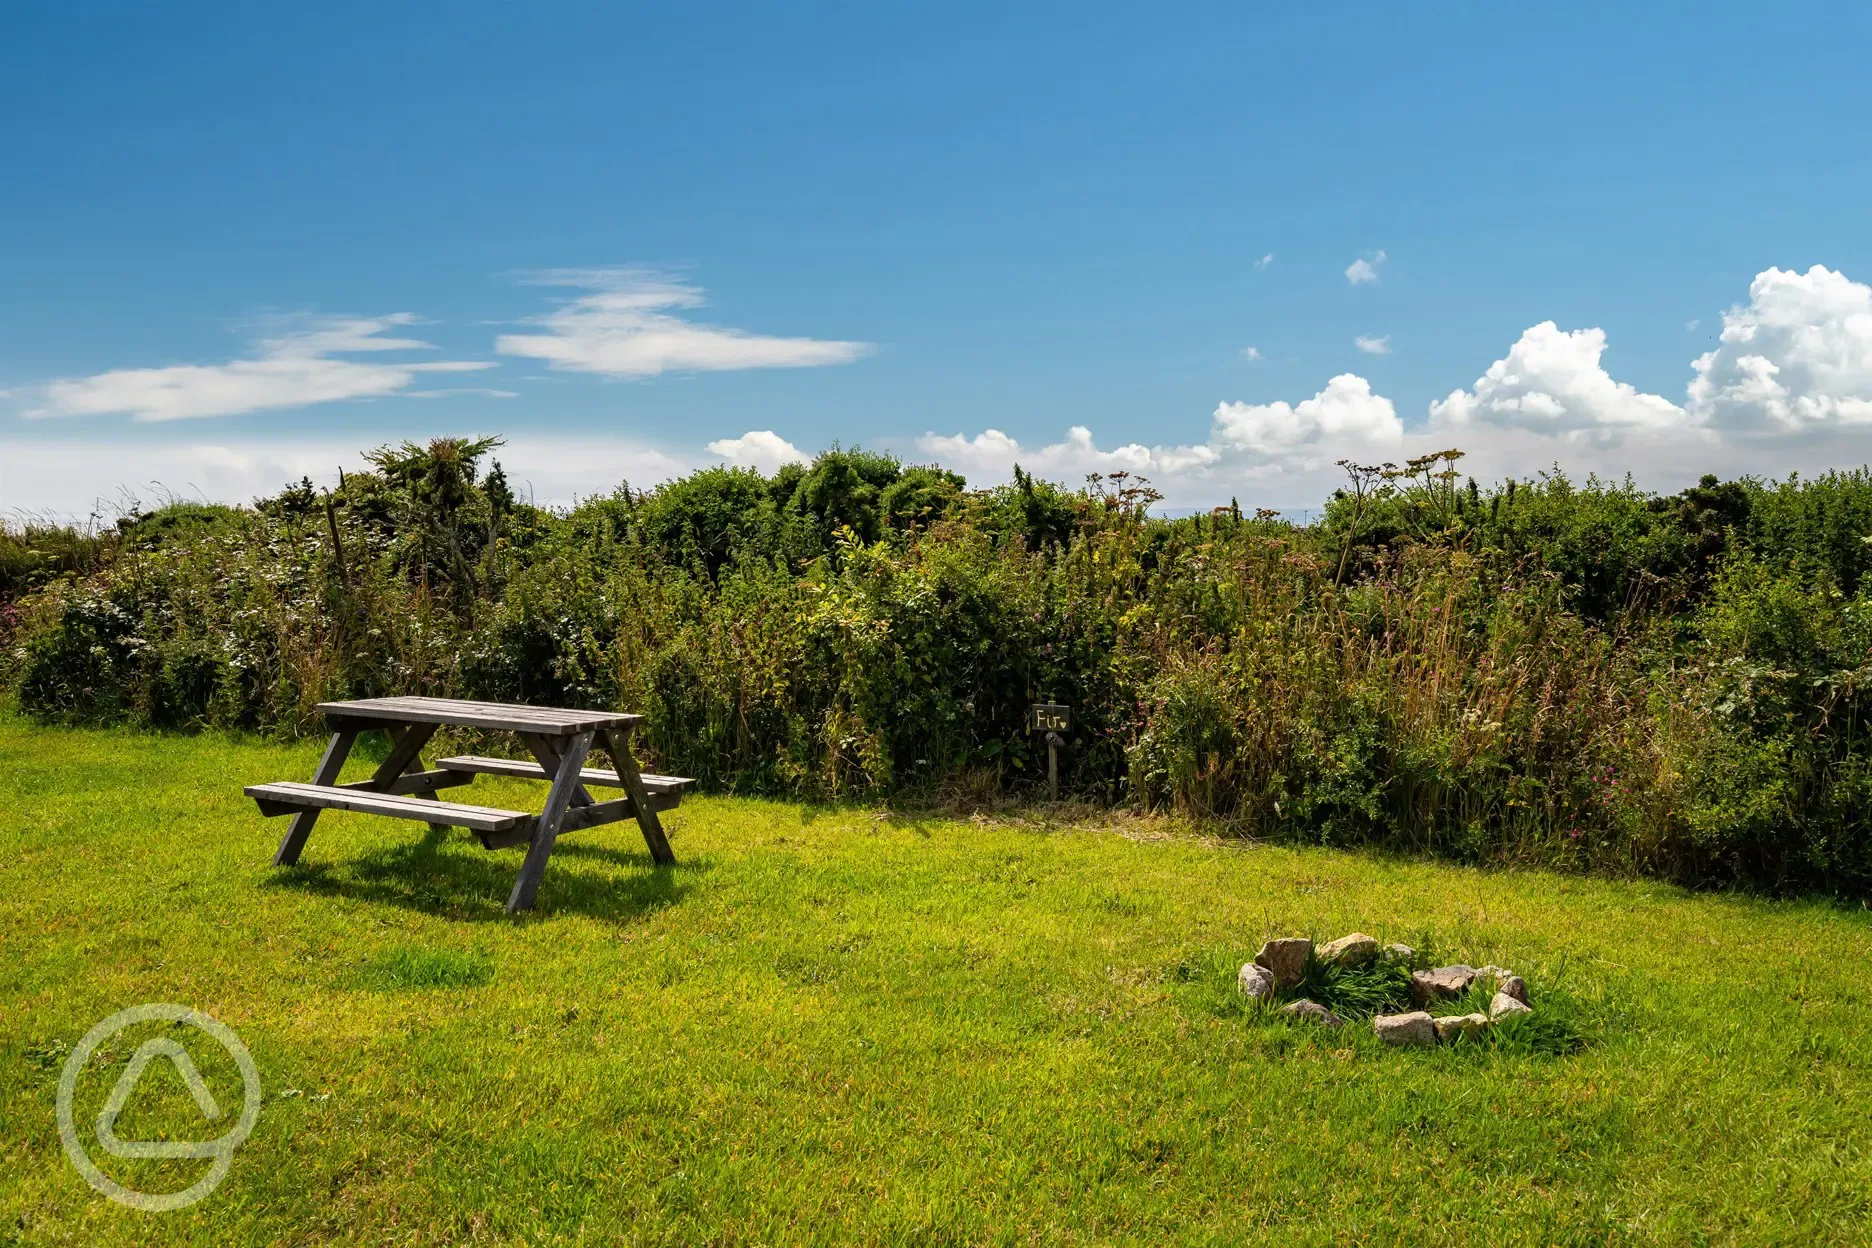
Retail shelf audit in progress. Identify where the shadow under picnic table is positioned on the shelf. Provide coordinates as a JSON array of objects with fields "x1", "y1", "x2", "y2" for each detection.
[{"x1": 266, "y1": 824, "x2": 696, "y2": 923}]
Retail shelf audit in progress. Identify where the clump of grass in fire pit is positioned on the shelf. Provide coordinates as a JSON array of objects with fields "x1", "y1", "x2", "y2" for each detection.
[{"x1": 1288, "y1": 947, "x2": 1419, "y2": 1020}]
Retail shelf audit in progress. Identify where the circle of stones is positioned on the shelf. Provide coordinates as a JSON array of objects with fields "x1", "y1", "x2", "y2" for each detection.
[{"x1": 1237, "y1": 933, "x2": 1532, "y2": 1046}]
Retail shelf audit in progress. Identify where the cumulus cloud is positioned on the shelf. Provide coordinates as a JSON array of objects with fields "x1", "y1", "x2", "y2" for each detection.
[
  {"x1": 1429, "y1": 321, "x2": 1685, "y2": 442},
  {"x1": 1241, "y1": 345, "x2": 1263, "y2": 362},
  {"x1": 916, "y1": 426, "x2": 1219, "y2": 484},
  {"x1": 1355, "y1": 334, "x2": 1391, "y2": 355},
  {"x1": 27, "y1": 315, "x2": 493, "y2": 422},
  {"x1": 1212, "y1": 373, "x2": 1401, "y2": 457},
  {"x1": 918, "y1": 374, "x2": 1399, "y2": 493},
  {"x1": 496, "y1": 268, "x2": 872, "y2": 378},
  {"x1": 1345, "y1": 250, "x2": 1387, "y2": 285},
  {"x1": 706, "y1": 429, "x2": 808, "y2": 473},
  {"x1": 1686, "y1": 265, "x2": 1872, "y2": 433}
]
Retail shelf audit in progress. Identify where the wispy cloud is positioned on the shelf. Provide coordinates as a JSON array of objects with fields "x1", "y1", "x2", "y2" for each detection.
[
  {"x1": 1241, "y1": 345, "x2": 1264, "y2": 362},
  {"x1": 1345, "y1": 250, "x2": 1387, "y2": 286},
  {"x1": 408, "y1": 387, "x2": 520, "y2": 400},
  {"x1": 495, "y1": 268, "x2": 872, "y2": 379},
  {"x1": 1354, "y1": 334, "x2": 1391, "y2": 355},
  {"x1": 1255, "y1": 253, "x2": 1274, "y2": 270},
  {"x1": 0, "y1": 434, "x2": 695, "y2": 520},
  {"x1": 25, "y1": 314, "x2": 493, "y2": 422}
]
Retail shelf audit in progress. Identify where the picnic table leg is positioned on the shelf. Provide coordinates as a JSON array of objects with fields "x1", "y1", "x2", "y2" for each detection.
[
  {"x1": 381, "y1": 723, "x2": 448, "y2": 834},
  {"x1": 603, "y1": 726, "x2": 676, "y2": 866},
  {"x1": 506, "y1": 730, "x2": 592, "y2": 914},
  {"x1": 517, "y1": 732, "x2": 594, "y2": 808},
  {"x1": 372, "y1": 722, "x2": 439, "y2": 788},
  {"x1": 273, "y1": 729, "x2": 358, "y2": 865}
]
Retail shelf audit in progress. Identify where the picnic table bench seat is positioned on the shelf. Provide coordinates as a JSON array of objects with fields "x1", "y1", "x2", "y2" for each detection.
[
  {"x1": 245, "y1": 781, "x2": 532, "y2": 833},
  {"x1": 246, "y1": 696, "x2": 682, "y2": 912},
  {"x1": 434, "y1": 754, "x2": 693, "y2": 799}
]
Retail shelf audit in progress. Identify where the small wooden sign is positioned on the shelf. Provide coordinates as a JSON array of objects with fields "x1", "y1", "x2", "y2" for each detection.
[{"x1": 1030, "y1": 703, "x2": 1071, "y2": 733}]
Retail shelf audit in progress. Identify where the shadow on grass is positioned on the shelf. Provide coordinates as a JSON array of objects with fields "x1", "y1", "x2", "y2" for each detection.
[{"x1": 266, "y1": 826, "x2": 699, "y2": 924}]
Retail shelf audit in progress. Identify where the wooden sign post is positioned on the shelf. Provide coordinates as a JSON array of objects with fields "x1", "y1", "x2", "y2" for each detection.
[{"x1": 1029, "y1": 703, "x2": 1070, "y2": 801}]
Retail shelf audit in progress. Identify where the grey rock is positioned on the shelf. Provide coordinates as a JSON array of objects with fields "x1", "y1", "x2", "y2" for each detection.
[
  {"x1": 1238, "y1": 962, "x2": 1276, "y2": 1001},
  {"x1": 1254, "y1": 937, "x2": 1312, "y2": 988},
  {"x1": 1280, "y1": 999, "x2": 1344, "y2": 1027},
  {"x1": 1411, "y1": 965, "x2": 1478, "y2": 1005},
  {"x1": 1433, "y1": 1012, "x2": 1490, "y2": 1041},
  {"x1": 1490, "y1": 991, "x2": 1533, "y2": 1019},
  {"x1": 1496, "y1": 974, "x2": 1529, "y2": 1005},
  {"x1": 1382, "y1": 942, "x2": 1415, "y2": 964},
  {"x1": 1318, "y1": 932, "x2": 1380, "y2": 967},
  {"x1": 1373, "y1": 1010, "x2": 1437, "y2": 1047}
]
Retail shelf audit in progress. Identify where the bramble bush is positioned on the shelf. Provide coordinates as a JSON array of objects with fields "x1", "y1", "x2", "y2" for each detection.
[{"x1": 9, "y1": 439, "x2": 1872, "y2": 895}]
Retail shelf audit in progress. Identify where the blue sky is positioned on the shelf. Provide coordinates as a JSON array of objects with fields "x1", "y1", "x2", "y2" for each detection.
[{"x1": 6, "y1": 2, "x2": 1872, "y2": 515}]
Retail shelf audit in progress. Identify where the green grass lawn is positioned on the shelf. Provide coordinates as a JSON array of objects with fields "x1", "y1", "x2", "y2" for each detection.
[{"x1": 4, "y1": 716, "x2": 1872, "y2": 1245}]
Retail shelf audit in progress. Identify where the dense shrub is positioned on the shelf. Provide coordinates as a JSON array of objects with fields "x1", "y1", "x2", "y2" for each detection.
[{"x1": 11, "y1": 436, "x2": 1872, "y2": 896}]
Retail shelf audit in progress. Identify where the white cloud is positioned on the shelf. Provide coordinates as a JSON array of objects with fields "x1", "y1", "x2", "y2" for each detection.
[
  {"x1": 1345, "y1": 250, "x2": 1387, "y2": 285},
  {"x1": 1255, "y1": 253, "x2": 1274, "y2": 270},
  {"x1": 1212, "y1": 373, "x2": 1401, "y2": 457},
  {"x1": 495, "y1": 268, "x2": 872, "y2": 378},
  {"x1": 258, "y1": 316, "x2": 434, "y2": 356},
  {"x1": 0, "y1": 434, "x2": 695, "y2": 520},
  {"x1": 1354, "y1": 334, "x2": 1391, "y2": 355},
  {"x1": 408, "y1": 387, "x2": 520, "y2": 400},
  {"x1": 916, "y1": 425, "x2": 1220, "y2": 485},
  {"x1": 1241, "y1": 345, "x2": 1263, "y2": 362},
  {"x1": 26, "y1": 315, "x2": 493, "y2": 422},
  {"x1": 706, "y1": 429, "x2": 808, "y2": 473},
  {"x1": 917, "y1": 374, "x2": 1400, "y2": 496},
  {"x1": 1686, "y1": 265, "x2": 1872, "y2": 433},
  {"x1": 1429, "y1": 321, "x2": 1686, "y2": 442}
]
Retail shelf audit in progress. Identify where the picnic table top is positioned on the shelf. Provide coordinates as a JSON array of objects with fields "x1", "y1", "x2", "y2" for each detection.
[{"x1": 316, "y1": 696, "x2": 643, "y2": 736}]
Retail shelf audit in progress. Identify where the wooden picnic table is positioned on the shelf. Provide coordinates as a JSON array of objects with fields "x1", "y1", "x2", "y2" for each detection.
[{"x1": 245, "y1": 697, "x2": 691, "y2": 913}]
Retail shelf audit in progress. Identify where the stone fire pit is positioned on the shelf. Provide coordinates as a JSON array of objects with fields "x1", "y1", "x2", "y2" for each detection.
[{"x1": 1239, "y1": 933, "x2": 1534, "y2": 1047}]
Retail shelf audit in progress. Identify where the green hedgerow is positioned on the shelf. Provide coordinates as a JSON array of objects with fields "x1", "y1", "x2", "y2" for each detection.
[{"x1": 13, "y1": 443, "x2": 1872, "y2": 895}]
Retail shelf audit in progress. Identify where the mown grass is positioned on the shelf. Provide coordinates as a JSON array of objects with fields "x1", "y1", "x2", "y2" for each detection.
[{"x1": 4, "y1": 715, "x2": 1872, "y2": 1244}]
